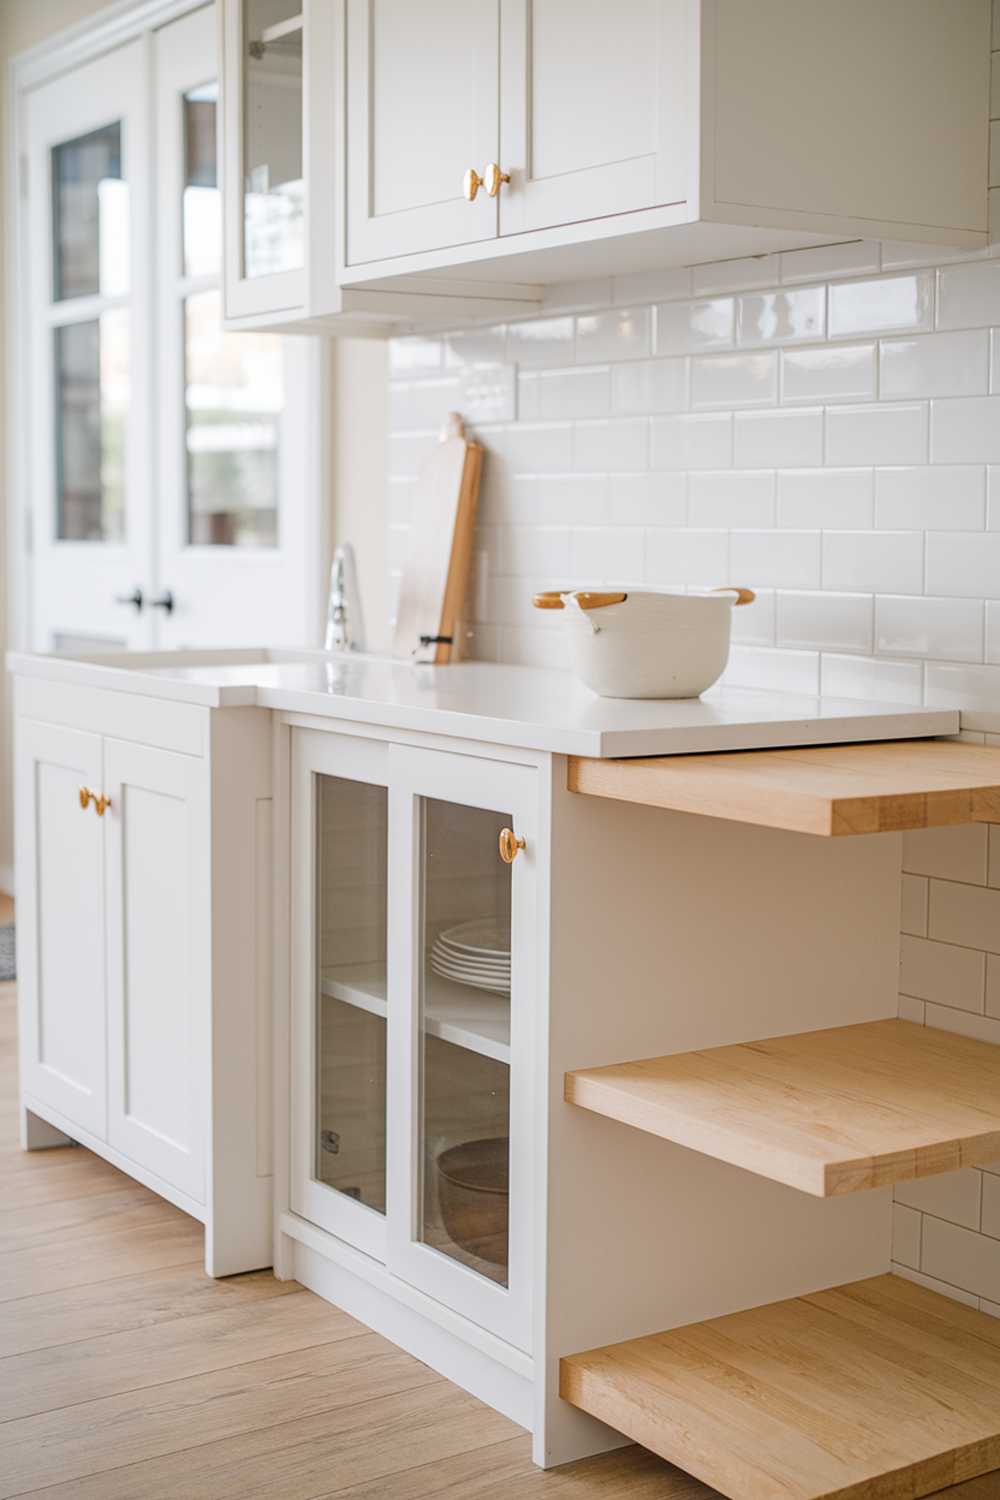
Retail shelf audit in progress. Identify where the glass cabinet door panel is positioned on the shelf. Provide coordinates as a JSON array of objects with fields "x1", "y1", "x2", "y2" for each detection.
[
  {"x1": 243, "y1": 0, "x2": 304, "y2": 279},
  {"x1": 184, "y1": 289, "x2": 281, "y2": 546},
  {"x1": 315, "y1": 774, "x2": 387, "y2": 1215},
  {"x1": 51, "y1": 123, "x2": 128, "y2": 301},
  {"x1": 54, "y1": 311, "x2": 129, "y2": 542},
  {"x1": 419, "y1": 798, "x2": 512, "y2": 1287}
]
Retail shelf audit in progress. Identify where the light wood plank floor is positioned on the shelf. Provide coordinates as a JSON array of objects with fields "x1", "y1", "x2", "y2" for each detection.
[{"x1": 0, "y1": 950, "x2": 991, "y2": 1499}]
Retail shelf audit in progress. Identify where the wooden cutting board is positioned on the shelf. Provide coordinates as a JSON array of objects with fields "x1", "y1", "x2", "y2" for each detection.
[{"x1": 392, "y1": 413, "x2": 483, "y2": 665}]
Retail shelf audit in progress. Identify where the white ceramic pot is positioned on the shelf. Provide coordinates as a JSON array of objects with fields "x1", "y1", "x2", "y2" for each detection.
[{"x1": 533, "y1": 587, "x2": 755, "y2": 699}]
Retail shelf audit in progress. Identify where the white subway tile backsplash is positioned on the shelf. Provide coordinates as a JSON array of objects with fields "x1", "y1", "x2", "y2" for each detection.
[
  {"x1": 574, "y1": 418, "x2": 647, "y2": 473},
  {"x1": 692, "y1": 255, "x2": 779, "y2": 296},
  {"x1": 991, "y1": 602, "x2": 1000, "y2": 663},
  {"x1": 925, "y1": 661, "x2": 1000, "y2": 712},
  {"x1": 655, "y1": 297, "x2": 735, "y2": 355},
  {"x1": 983, "y1": 1173, "x2": 1000, "y2": 1239},
  {"x1": 825, "y1": 402, "x2": 928, "y2": 466},
  {"x1": 570, "y1": 526, "x2": 644, "y2": 583},
  {"x1": 688, "y1": 470, "x2": 775, "y2": 529},
  {"x1": 501, "y1": 525, "x2": 571, "y2": 577},
  {"x1": 822, "y1": 530, "x2": 924, "y2": 593},
  {"x1": 993, "y1": 330, "x2": 1000, "y2": 394},
  {"x1": 613, "y1": 267, "x2": 691, "y2": 306},
  {"x1": 876, "y1": 595, "x2": 985, "y2": 662},
  {"x1": 444, "y1": 326, "x2": 506, "y2": 368},
  {"x1": 899, "y1": 933, "x2": 986, "y2": 1012},
  {"x1": 924, "y1": 1001, "x2": 1000, "y2": 1044},
  {"x1": 893, "y1": 1262, "x2": 980, "y2": 1307},
  {"x1": 506, "y1": 316, "x2": 575, "y2": 367},
  {"x1": 896, "y1": 1170, "x2": 981, "y2": 1232},
  {"x1": 543, "y1": 277, "x2": 613, "y2": 312},
  {"x1": 651, "y1": 412, "x2": 733, "y2": 470},
  {"x1": 828, "y1": 274, "x2": 934, "y2": 338},
  {"x1": 723, "y1": 645, "x2": 820, "y2": 694},
  {"x1": 690, "y1": 352, "x2": 778, "y2": 410},
  {"x1": 776, "y1": 468, "x2": 874, "y2": 529},
  {"x1": 779, "y1": 241, "x2": 880, "y2": 285},
  {"x1": 820, "y1": 652, "x2": 923, "y2": 704},
  {"x1": 931, "y1": 396, "x2": 1000, "y2": 463},
  {"x1": 532, "y1": 366, "x2": 611, "y2": 420},
  {"x1": 780, "y1": 343, "x2": 875, "y2": 405},
  {"x1": 900, "y1": 873, "x2": 929, "y2": 937},
  {"x1": 922, "y1": 1215, "x2": 1000, "y2": 1303},
  {"x1": 926, "y1": 532, "x2": 1000, "y2": 598},
  {"x1": 389, "y1": 336, "x2": 442, "y2": 374},
  {"x1": 776, "y1": 591, "x2": 872, "y2": 653},
  {"x1": 733, "y1": 407, "x2": 824, "y2": 468},
  {"x1": 610, "y1": 472, "x2": 686, "y2": 527},
  {"x1": 576, "y1": 307, "x2": 652, "y2": 363},
  {"x1": 929, "y1": 879, "x2": 1000, "y2": 954},
  {"x1": 988, "y1": 953, "x2": 1000, "y2": 1016},
  {"x1": 880, "y1": 330, "x2": 990, "y2": 399},
  {"x1": 892, "y1": 1203, "x2": 921, "y2": 1269},
  {"x1": 645, "y1": 527, "x2": 728, "y2": 586},
  {"x1": 903, "y1": 824, "x2": 989, "y2": 884},
  {"x1": 874, "y1": 466, "x2": 986, "y2": 531},
  {"x1": 730, "y1": 529, "x2": 821, "y2": 589},
  {"x1": 736, "y1": 287, "x2": 825, "y2": 347},
  {"x1": 611, "y1": 358, "x2": 688, "y2": 415},
  {"x1": 937, "y1": 262, "x2": 1000, "y2": 329},
  {"x1": 731, "y1": 588, "x2": 776, "y2": 645}
]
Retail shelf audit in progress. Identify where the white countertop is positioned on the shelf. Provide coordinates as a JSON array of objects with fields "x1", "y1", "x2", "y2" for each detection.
[{"x1": 8, "y1": 648, "x2": 960, "y2": 758}]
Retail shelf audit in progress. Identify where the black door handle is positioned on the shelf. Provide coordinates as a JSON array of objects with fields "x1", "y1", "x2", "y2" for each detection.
[
  {"x1": 150, "y1": 591, "x2": 174, "y2": 615},
  {"x1": 115, "y1": 587, "x2": 143, "y2": 612}
]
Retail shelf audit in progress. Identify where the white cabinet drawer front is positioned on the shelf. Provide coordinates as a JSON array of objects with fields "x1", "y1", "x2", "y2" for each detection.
[
  {"x1": 16, "y1": 721, "x2": 107, "y2": 1139},
  {"x1": 346, "y1": 0, "x2": 500, "y2": 264},
  {"x1": 105, "y1": 739, "x2": 210, "y2": 1202},
  {"x1": 499, "y1": 0, "x2": 690, "y2": 237}
]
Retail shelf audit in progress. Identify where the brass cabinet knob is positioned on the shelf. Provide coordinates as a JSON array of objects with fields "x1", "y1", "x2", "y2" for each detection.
[
  {"x1": 498, "y1": 827, "x2": 526, "y2": 864},
  {"x1": 463, "y1": 167, "x2": 484, "y2": 202},
  {"x1": 78, "y1": 786, "x2": 111, "y2": 816},
  {"x1": 484, "y1": 162, "x2": 510, "y2": 197}
]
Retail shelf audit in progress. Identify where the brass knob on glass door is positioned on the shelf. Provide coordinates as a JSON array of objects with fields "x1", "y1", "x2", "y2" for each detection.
[
  {"x1": 498, "y1": 827, "x2": 526, "y2": 864},
  {"x1": 484, "y1": 162, "x2": 510, "y2": 197},
  {"x1": 463, "y1": 167, "x2": 484, "y2": 201}
]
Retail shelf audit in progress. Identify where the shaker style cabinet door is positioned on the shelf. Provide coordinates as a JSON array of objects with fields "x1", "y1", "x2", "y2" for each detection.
[
  {"x1": 104, "y1": 739, "x2": 210, "y2": 1203},
  {"x1": 15, "y1": 721, "x2": 107, "y2": 1139},
  {"x1": 345, "y1": 0, "x2": 500, "y2": 265},
  {"x1": 498, "y1": 0, "x2": 690, "y2": 236}
]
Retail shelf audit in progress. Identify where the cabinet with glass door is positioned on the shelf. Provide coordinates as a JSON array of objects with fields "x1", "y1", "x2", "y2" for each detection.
[{"x1": 288, "y1": 730, "x2": 535, "y2": 1354}]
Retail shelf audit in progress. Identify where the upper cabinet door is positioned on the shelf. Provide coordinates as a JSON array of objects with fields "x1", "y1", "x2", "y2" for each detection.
[
  {"x1": 498, "y1": 0, "x2": 691, "y2": 237},
  {"x1": 346, "y1": 0, "x2": 500, "y2": 266},
  {"x1": 221, "y1": 0, "x2": 306, "y2": 319}
]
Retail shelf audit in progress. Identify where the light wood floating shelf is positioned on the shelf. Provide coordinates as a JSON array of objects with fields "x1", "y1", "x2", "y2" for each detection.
[
  {"x1": 567, "y1": 738, "x2": 1000, "y2": 836},
  {"x1": 566, "y1": 1019, "x2": 1000, "y2": 1197},
  {"x1": 560, "y1": 1274, "x2": 1000, "y2": 1500}
]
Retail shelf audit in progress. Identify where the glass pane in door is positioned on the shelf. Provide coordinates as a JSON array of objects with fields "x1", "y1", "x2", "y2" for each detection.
[
  {"x1": 314, "y1": 774, "x2": 387, "y2": 1214},
  {"x1": 184, "y1": 290, "x2": 281, "y2": 545},
  {"x1": 54, "y1": 311, "x2": 129, "y2": 541},
  {"x1": 243, "y1": 0, "x2": 304, "y2": 277},
  {"x1": 52, "y1": 123, "x2": 128, "y2": 300},
  {"x1": 183, "y1": 85, "x2": 221, "y2": 277},
  {"x1": 419, "y1": 799, "x2": 512, "y2": 1287}
]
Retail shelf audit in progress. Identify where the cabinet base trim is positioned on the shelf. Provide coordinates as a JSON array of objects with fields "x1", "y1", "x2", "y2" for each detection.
[
  {"x1": 288, "y1": 1232, "x2": 533, "y2": 1432},
  {"x1": 280, "y1": 1211, "x2": 532, "y2": 1373},
  {"x1": 22, "y1": 1093, "x2": 207, "y2": 1223}
]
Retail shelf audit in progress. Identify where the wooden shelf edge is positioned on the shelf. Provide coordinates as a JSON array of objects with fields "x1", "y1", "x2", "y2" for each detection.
[
  {"x1": 559, "y1": 1274, "x2": 1000, "y2": 1500},
  {"x1": 568, "y1": 739, "x2": 1000, "y2": 837},
  {"x1": 565, "y1": 1019, "x2": 1000, "y2": 1199}
]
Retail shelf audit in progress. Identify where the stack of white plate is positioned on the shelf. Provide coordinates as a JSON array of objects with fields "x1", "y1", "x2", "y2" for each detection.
[{"x1": 429, "y1": 918, "x2": 511, "y2": 996}]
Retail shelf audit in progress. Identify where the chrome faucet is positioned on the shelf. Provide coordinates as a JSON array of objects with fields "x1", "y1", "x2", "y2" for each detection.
[{"x1": 324, "y1": 543, "x2": 364, "y2": 653}]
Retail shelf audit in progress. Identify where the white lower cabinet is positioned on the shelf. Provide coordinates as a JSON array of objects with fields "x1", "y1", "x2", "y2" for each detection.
[
  {"x1": 288, "y1": 728, "x2": 536, "y2": 1353},
  {"x1": 14, "y1": 682, "x2": 274, "y2": 1276}
]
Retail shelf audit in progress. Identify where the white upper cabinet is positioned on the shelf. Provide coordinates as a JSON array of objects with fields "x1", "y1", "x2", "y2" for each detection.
[
  {"x1": 346, "y1": 0, "x2": 500, "y2": 263},
  {"x1": 338, "y1": 0, "x2": 990, "y2": 292},
  {"x1": 497, "y1": 0, "x2": 689, "y2": 237}
]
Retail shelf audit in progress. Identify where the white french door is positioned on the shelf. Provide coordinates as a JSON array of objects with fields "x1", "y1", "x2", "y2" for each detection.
[
  {"x1": 22, "y1": 4, "x2": 324, "y2": 655},
  {"x1": 155, "y1": 6, "x2": 320, "y2": 648},
  {"x1": 26, "y1": 39, "x2": 154, "y2": 651}
]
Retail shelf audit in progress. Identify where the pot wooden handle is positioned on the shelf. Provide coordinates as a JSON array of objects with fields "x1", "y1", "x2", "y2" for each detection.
[
  {"x1": 532, "y1": 590, "x2": 628, "y2": 611},
  {"x1": 711, "y1": 586, "x2": 756, "y2": 607}
]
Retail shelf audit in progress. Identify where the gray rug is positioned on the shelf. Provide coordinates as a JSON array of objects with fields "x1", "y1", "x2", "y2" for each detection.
[{"x1": 0, "y1": 926, "x2": 15, "y2": 983}]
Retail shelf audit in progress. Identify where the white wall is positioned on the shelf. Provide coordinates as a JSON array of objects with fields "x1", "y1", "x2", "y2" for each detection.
[{"x1": 0, "y1": 0, "x2": 113, "y2": 889}]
